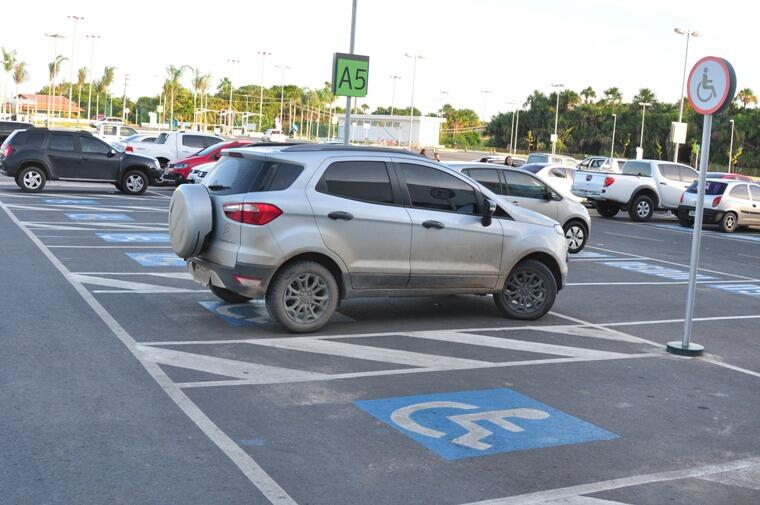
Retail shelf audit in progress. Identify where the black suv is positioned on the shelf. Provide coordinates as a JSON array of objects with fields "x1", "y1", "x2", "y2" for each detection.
[{"x1": 0, "y1": 128, "x2": 162, "y2": 195}]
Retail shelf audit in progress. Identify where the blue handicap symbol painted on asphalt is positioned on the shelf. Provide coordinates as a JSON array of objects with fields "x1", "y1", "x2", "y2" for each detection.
[
  {"x1": 355, "y1": 388, "x2": 618, "y2": 460},
  {"x1": 45, "y1": 199, "x2": 99, "y2": 205},
  {"x1": 66, "y1": 213, "x2": 133, "y2": 221},
  {"x1": 602, "y1": 261, "x2": 715, "y2": 281},
  {"x1": 710, "y1": 283, "x2": 760, "y2": 297},
  {"x1": 97, "y1": 232, "x2": 170, "y2": 243},
  {"x1": 198, "y1": 300, "x2": 270, "y2": 327},
  {"x1": 126, "y1": 252, "x2": 186, "y2": 267}
]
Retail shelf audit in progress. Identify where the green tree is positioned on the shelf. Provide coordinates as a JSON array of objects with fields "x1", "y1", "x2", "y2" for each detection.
[
  {"x1": 76, "y1": 67, "x2": 87, "y2": 114},
  {"x1": 736, "y1": 88, "x2": 757, "y2": 108},
  {"x1": 603, "y1": 87, "x2": 623, "y2": 105},
  {"x1": 580, "y1": 86, "x2": 596, "y2": 103}
]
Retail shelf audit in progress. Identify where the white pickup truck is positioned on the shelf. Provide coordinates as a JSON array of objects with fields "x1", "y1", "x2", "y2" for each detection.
[
  {"x1": 125, "y1": 131, "x2": 225, "y2": 167},
  {"x1": 572, "y1": 159, "x2": 699, "y2": 221}
]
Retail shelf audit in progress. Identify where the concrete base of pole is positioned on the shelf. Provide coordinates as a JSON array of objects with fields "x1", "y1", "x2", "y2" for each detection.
[{"x1": 666, "y1": 341, "x2": 704, "y2": 357}]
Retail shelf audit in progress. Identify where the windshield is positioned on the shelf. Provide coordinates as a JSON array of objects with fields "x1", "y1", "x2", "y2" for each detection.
[
  {"x1": 686, "y1": 181, "x2": 727, "y2": 195},
  {"x1": 195, "y1": 142, "x2": 229, "y2": 157}
]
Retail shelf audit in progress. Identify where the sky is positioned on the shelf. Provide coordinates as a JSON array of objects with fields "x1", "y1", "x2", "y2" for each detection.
[{"x1": 1, "y1": 0, "x2": 755, "y2": 119}]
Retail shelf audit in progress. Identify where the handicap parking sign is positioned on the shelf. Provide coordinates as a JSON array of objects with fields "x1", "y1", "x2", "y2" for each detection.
[
  {"x1": 66, "y1": 213, "x2": 133, "y2": 221},
  {"x1": 355, "y1": 388, "x2": 617, "y2": 460}
]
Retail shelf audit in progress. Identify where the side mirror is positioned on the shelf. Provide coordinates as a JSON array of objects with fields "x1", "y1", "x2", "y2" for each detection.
[
  {"x1": 108, "y1": 149, "x2": 116, "y2": 158},
  {"x1": 481, "y1": 198, "x2": 496, "y2": 227}
]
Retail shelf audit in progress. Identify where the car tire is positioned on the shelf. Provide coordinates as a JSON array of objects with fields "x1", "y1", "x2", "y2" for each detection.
[
  {"x1": 719, "y1": 211, "x2": 738, "y2": 233},
  {"x1": 494, "y1": 259, "x2": 557, "y2": 320},
  {"x1": 563, "y1": 220, "x2": 588, "y2": 254},
  {"x1": 677, "y1": 215, "x2": 693, "y2": 227},
  {"x1": 120, "y1": 170, "x2": 148, "y2": 195},
  {"x1": 595, "y1": 202, "x2": 619, "y2": 218},
  {"x1": 209, "y1": 283, "x2": 253, "y2": 303},
  {"x1": 628, "y1": 194, "x2": 654, "y2": 222},
  {"x1": 266, "y1": 260, "x2": 339, "y2": 333},
  {"x1": 17, "y1": 166, "x2": 47, "y2": 193}
]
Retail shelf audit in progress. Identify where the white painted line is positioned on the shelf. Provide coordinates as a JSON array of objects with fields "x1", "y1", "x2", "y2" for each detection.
[
  {"x1": 0, "y1": 201, "x2": 299, "y2": 505},
  {"x1": 601, "y1": 314, "x2": 760, "y2": 328},
  {"x1": 539, "y1": 497, "x2": 631, "y2": 504},
  {"x1": 92, "y1": 290, "x2": 207, "y2": 294},
  {"x1": 570, "y1": 257, "x2": 646, "y2": 263},
  {"x1": 401, "y1": 330, "x2": 627, "y2": 359},
  {"x1": 603, "y1": 231, "x2": 665, "y2": 242},
  {"x1": 72, "y1": 274, "x2": 200, "y2": 294},
  {"x1": 48, "y1": 245, "x2": 174, "y2": 249},
  {"x1": 24, "y1": 223, "x2": 167, "y2": 231},
  {"x1": 74, "y1": 272, "x2": 193, "y2": 279},
  {"x1": 457, "y1": 457, "x2": 760, "y2": 505},
  {"x1": 697, "y1": 464, "x2": 760, "y2": 490},
  {"x1": 699, "y1": 358, "x2": 760, "y2": 380},
  {"x1": 739, "y1": 253, "x2": 760, "y2": 260},
  {"x1": 137, "y1": 346, "x2": 329, "y2": 382},
  {"x1": 549, "y1": 312, "x2": 661, "y2": 348},
  {"x1": 568, "y1": 279, "x2": 758, "y2": 287},
  {"x1": 247, "y1": 337, "x2": 492, "y2": 368}
]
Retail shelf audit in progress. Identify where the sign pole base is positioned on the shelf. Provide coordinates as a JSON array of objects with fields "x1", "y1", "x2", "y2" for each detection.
[{"x1": 666, "y1": 341, "x2": 704, "y2": 357}]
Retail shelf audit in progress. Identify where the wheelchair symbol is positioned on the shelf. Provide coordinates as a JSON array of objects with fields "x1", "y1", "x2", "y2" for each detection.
[
  {"x1": 390, "y1": 401, "x2": 550, "y2": 450},
  {"x1": 697, "y1": 67, "x2": 717, "y2": 102}
]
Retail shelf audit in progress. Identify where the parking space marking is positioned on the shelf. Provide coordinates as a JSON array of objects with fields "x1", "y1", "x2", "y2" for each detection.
[
  {"x1": 0, "y1": 201, "x2": 299, "y2": 505},
  {"x1": 568, "y1": 279, "x2": 757, "y2": 287},
  {"x1": 48, "y1": 245, "x2": 174, "y2": 249},
  {"x1": 97, "y1": 232, "x2": 170, "y2": 243},
  {"x1": 697, "y1": 463, "x2": 760, "y2": 490},
  {"x1": 71, "y1": 274, "x2": 204, "y2": 294},
  {"x1": 5, "y1": 202, "x2": 168, "y2": 213},
  {"x1": 126, "y1": 252, "x2": 186, "y2": 267},
  {"x1": 458, "y1": 457, "x2": 760, "y2": 505},
  {"x1": 198, "y1": 300, "x2": 355, "y2": 327},
  {"x1": 44, "y1": 198, "x2": 99, "y2": 205},
  {"x1": 620, "y1": 220, "x2": 760, "y2": 245},
  {"x1": 601, "y1": 261, "x2": 716, "y2": 281},
  {"x1": 25, "y1": 222, "x2": 167, "y2": 231},
  {"x1": 355, "y1": 388, "x2": 618, "y2": 460},
  {"x1": 538, "y1": 498, "x2": 629, "y2": 504},
  {"x1": 604, "y1": 231, "x2": 665, "y2": 243},
  {"x1": 709, "y1": 283, "x2": 760, "y2": 297},
  {"x1": 65, "y1": 213, "x2": 134, "y2": 221}
]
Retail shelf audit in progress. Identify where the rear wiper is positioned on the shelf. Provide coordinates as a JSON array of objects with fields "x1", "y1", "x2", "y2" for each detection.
[{"x1": 207, "y1": 185, "x2": 230, "y2": 190}]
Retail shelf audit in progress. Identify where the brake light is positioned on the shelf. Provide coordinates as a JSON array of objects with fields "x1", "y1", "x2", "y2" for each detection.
[
  {"x1": 125, "y1": 145, "x2": 133, "y2": 152},
  {"x1": 223, "y1": 202, "x2": 282, "y2": 225},
  {"x1": 603, "y1": 176, "x2": 615, "y2": 187},
  {"x1": 712, "y1": 196, "x2": 722, "y2": 207},
  {"x1": 3, "y1": 144, "x2": 12, "y2": 157}
]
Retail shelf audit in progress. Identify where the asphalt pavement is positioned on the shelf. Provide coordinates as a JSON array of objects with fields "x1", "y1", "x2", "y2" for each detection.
[{"x1": 1, "y1": 178, "x2": 759, "y2": 505}]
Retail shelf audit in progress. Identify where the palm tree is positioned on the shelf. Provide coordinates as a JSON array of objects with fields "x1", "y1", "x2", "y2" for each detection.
[
  {"x1": 198, "y1": 73, "x2": 211, "y2": 129},
  {"x1": 11, "y1": 62, "x2": 28, "y2": 116},
  {"x1": 580, "y1": 86, "x2": 596, "y2": 104},
  {"x1": 76, "y1": 67, "x2": 87, "y2": 119},
  {"x1": 603, "y1": 87, "x2": 623, "y2": 105},
  {"x1": 95, "y1": 66, "x2": 115, "y2": 118},
  {"x1": 47, "y1": 55, "x2": 68, "y2": 117},
  {"x1": 736, "y1": 88, "x2": 757, "y2": 108},
  {"x1": 165, "y1": 65, "x2": 183, "y2": 129},
  {"x1": 2, "y1": 48, "x2": 17, "y2": 115},
  {"x1": 633, "y1": 88, "x2": 656, "y2": 104}
]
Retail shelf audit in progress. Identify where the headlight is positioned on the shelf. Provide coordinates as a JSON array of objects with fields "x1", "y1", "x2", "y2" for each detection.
[
  {"x1": 174, "y1": 162, "x2": 187, "y2": 169},
  {"x1": 554, "y1": 224, "x2": 564, "y2": 236}
]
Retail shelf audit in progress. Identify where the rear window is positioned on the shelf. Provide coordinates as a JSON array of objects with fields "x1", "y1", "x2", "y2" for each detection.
[
  {"x1": 686, "y1": 181, "x2": 726, "y2": 195},
  {"x1": 195, "y1": 142, "x2": 226, "y2": 157},
  {"x1": 203, "y1": 156, "x2": 302, "y2": 195},
  {"x1": 622, "y1": 161, "x2": 651, "y2": 176},
  {"x1": 527, "y1": 154, "x2": 549, "y2": 164},
  {"x1": 154, "y1": 133, "x2": 168, "y2": 144},
  {"x1": 521, "y1": 163, "x2": 545, "y2": 174}
]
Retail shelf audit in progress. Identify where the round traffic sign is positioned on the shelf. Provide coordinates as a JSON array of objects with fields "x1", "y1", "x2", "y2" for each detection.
[{"x1": 687, "y1": 56, "x2": 736, "y2": 115}]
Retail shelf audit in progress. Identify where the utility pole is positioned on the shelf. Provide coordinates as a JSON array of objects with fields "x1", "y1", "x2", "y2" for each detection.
[
  {"x1": 551, "y1": 83, "x2": 564, "y2": 154},
  {"x1": 343, "y1": 0, "x2": 357, "y2": 145},
  {"x1": 610, "y1": 113, "x2": 617, "y2": 158},
  {"x1": 121, "y1": 74, "x2": 129, "y2": 122},
  {"x1": 405, "y1": 53, "x2": 424, "y2": 148},
  {"x1": 226, "y1": 59, "x2": 239, "y2": 134},
  {"x1": 257, "y1": 50, "x2": 271, "y2": 132},
  {"x1": 66, "y1": 15, "x2": 84, "y2": 120},
  {"x1": 728, "y1": 119, "x2": 735, "y2": 173},
  {"x1": 45, "y1": 33, "x2": 65, "y2": 121},
  {"x1": 85, "y1": 34, "x2": 99, "y2": 122}
]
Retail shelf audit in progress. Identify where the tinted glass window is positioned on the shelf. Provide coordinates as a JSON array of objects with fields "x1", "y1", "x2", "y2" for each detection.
[
  {"x1": 527, "y1": 154, "x2": 549, "y2": 164},
  {"x1": 154, "y1": 133, "x2": 168, "y2": 144},
  {"x1": 80, "y1": 136, "x2": 111, "y2": 154},
  {"x1": 49, "y1": 133, "x2": 75, "y2": 151},
  {"x1": 503, "y1": 171, "x2": 548, "y2": 199},
  {"x1": 182, "y1": 135, "x2": 206, "y2": 148},
  {"x1": 678, "y1": 166, "x2": 698, "y2": 183},
  {"x1": 261, "y1": 162, "x2": 303, "y2": 191},
  {"x1": 401, "y1": 163, "x2": 478, "y2": 214},
  {"x1": 195, "y1": 142, "x2": 228, "y2": 157},
  {"x1": 465, "y1": 168, "x2": 502, "y2": 194},
  {"x1": 103, "y1": 125, "x2": 118, "y2": 136},
  {"x1": 24, "y1": 130, "x2": 46, "y2": 148},
  {"x1": 661, "y1": 164, "x2": 680, "y2": 180},
  {"x1": 521, "y1": 163, "x2": 545, "y2": 174},
  {"x1": 203, "y1": 156, "x2": 264, "y2": 195},
  {"x1": 686, "y1": 181, "x2": 726, "y2": 195},
  {"x1": 750, "y1": 185, "x2": 760, "y2": 200},
  {"x1": 729, "y1": 185, "x2": 750, "y2": 200},
  {"x1": 622, "y1": 161, "x2": 651, "y2": 176},
  {"x1": 204, "y1": 136, "x2": 223, "y2": 148},
  {"x1": 320, "y1": 161, "x2": 393, "y2": 204}
]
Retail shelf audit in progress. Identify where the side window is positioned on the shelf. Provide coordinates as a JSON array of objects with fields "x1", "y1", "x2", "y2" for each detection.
[
  {"x1": 729, "y1": 185, "x2": 750, "y2": 200},
  {"x1": 503, "y1": 171, "x2": 549, "y2": 199},
  {"x1": 465, "y1": 168, "x2": 503, "y2": 194},
  {"x1": 121, "y1": 127, "x2": 138, "y2": 136},
  {"x1": 261, "y1": 162, "x2": 303, "y2": 191},
  {"x1": 622, "y1": 161, "x2": 651, "y2": 176},
  {"x1": 49, "y1": 133, "x2": 75, "y2": 151},
  {"x1": 103, "y1": 125, "x2": 117, "y2": 136},
  {"x1": 80, "y1": 136, "x2": 111, "y2": 155},
  {"x1": 25, "y1": 131, "x2": 46, "y2": 148},
  {"x1": 678, "y1": 166, "x2": 698, "y2": 183},
  {"x1": 400, "y1": 163, "x2": 478, "y2": 215},
  {"x1": 182, "y1": 135, "x2": 206, "y2": 148},
  {"x1": 319, "y1": 160, "x2": 393, "y2": 204},
  {"x1": 749, "y1": 185, "x2": 760, "y2": 201},
  {"x1": 660, "y1": 164, "x2": 680, "y2": 181},
  {"x1": 204, "y1": 136, "x2": 223, "y2": 148}
]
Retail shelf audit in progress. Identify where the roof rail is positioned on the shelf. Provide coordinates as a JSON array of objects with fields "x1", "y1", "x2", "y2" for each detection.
[{"x1": 281, "y1": 144, "x2": 425, "y2": 156}]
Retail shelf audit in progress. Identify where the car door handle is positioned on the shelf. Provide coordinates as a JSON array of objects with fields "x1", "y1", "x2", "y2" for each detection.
[
  {"x1": 659, "y1": 182, "x2": 667, "y2": 185},
  {"x1": 328, "y1": 211, "x2": 354, "y2": 221},
  {"x1": 422, "y1": 220, "x2": 445, "y2": 230},
  {"x1": 82, "y1": 157, "x2": 90, "y2": 161}
]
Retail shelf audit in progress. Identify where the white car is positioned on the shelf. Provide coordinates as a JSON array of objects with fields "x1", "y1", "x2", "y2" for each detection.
[
  {"x1": 90, "y1": 116, "x2": 124, "y2": 128},
  {"x1": 126, "y1": 131, "x2": 225, "y2": 167},
  {"x1": 577, "y1": 156, "x2": 627, "y2": 173},
  {"x1": 677, "y1": 179, "x2": 760, "y2": 232},
  {"x1": 97, "y1": 124, "x2": 139, "y2": 145},
  {"x1": 263, "y1": 129, "x2": 287, "y2": 142},
  {"x1": 521, "y1": 163, "x2": 577, "y2": 199},
  {"x1": 446, "y1": 161, "x2": 591, "y2": 253},
  {"x1": 526, "y1": 153, "x2": 579, "y2": 168},
  {"x1": 186, "y1": 162, "x2": 217, "y2": 184},
  {"x1": 472, "y1": 155, "x2": 527, "y2": 167}
]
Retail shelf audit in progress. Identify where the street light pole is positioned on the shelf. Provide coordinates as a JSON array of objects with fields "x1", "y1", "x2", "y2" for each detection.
[
  {"x1": 275, "y1": 64, "x2": 290, "y2": 128},
  {"x1": 226, "y1": 58, "x2": 239, "y2": 134},
  {"x1": 405, "y1": 53, "x2": 424, "y2": 148},
  {"x1": 480, "y1": 90, "x2": 491, "y2": 124},
  {"x1": 257, "y1": 51, "x2": 271, "y2": 132},
  {"x1": 728, "y1": 119, "x2": 735, "y2": 173},
  {"x1": 551, "y1": 83, "x2": 564, "y2": 154},
  {"x1": 66, "y1": 15, "x2": 84, "y2": 120},
  {"x1": 505, "y1": 101, "x2": 515, "y2": 153},
  {"x1": 45, "y1": 33, "x2": 65, "y2": 121},
  {"x1": 673, "y1": 28, "x2": 700, "y2": 162},
  {"x1": 638, "y1": 102, "x2": 652, "y2": 158},
  {"x1": 514, "y1": 108, "x2": 520, "y2": 153},
  {"x1": 85, "y1": 34, "x2": 99, "y2": 123},
  {"x1": 389, "y1": 75, "x2": 401, "y2": 116},
  {"x1": 610, "y1": 113, "x2": 617, "y2": 158}
]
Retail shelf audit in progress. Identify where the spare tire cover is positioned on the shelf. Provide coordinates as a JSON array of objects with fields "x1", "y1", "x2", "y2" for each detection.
[{"x1": 169, "y1": 184, "x2": 213, "y2": 259}]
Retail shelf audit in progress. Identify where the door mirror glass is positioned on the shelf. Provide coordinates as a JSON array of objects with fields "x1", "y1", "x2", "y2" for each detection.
[
  {"x1": 108, "y1": 149, "x2": 116, "y2": 158},
  {"x1": 481, "y1": 198, "x2": 496, "y2": 227}
]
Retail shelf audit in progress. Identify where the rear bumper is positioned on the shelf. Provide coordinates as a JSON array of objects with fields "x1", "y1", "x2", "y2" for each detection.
[
  {"x1": 676, "y1": 205, "x2": 723, "y2": 224},
  {"x1": 187, "y1": 257, "x2": 275, "y2": 298}
]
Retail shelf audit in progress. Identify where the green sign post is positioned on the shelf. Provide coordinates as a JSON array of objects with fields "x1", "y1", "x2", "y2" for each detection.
[{"x1": 332, "y1": 53, "x2": 369, "y2": 97}]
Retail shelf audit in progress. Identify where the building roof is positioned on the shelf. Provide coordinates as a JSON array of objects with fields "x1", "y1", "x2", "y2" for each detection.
[
  {"x1": 337, "y1": 113, "x2": 446, "y2": 123},
  {"x1": 14, "y1": 94, "x2": 83, "y2": 114}
]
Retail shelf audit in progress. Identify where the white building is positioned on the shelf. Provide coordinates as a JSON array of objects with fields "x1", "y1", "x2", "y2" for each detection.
[{"x1": 336, "y1": 114, "x2": 445, "y2": 148}]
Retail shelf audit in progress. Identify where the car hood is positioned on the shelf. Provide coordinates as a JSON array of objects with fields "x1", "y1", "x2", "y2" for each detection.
[
  {"x1": 493, "y1": 195, "x2": 559, "y2": 228},
  {"x1": 123, "y1": 152, "x2": 159, "y2": 165}
]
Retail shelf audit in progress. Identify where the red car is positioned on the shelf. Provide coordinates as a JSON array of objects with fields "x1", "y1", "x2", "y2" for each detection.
[{"x1": 164, "y1": 140, "x2": 253, "y2": 183}]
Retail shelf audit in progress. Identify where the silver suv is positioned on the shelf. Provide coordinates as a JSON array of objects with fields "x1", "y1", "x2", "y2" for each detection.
[{"x1": 169, "y1": 145, "x2": 569, "y2": 333}]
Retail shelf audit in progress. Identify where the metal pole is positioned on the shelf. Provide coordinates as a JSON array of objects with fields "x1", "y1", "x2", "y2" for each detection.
[
  {"x1": 67, "y1": 16, "x2": 83, "y2": 120},
  {"x1": 669, "y1": 114, "x2": 711, "y2": 356},
  {"x1": 728, "y1": 119, "x2": 735, "y2": 173},
  {"x1": 343, "y1": 0, "x2": 357, "y2": 145},
  {"x1": 674, "y1": 32, "x2": 691, "y2": 162},
  {"x1": 121, "y1": 74, "x2": 128, "y2": 122},
  {"x1": 258, "y1": 51, "x2": 270, "y2": 132},
  {"x1": 640, "y1": 104, "x2": 647, "y2": 149},
  {"x1": 408, "y1": 55, "x2": 418, "y2": 148},
  {"x1": 611, "y1": 113, "x2": 617, "y2": 158},
  {"x1": 552, "y1": 91, "x2": 560, "y2": 154},
  {"x1": 514, "y1": 109, "x2": 520, "y2": 153},
  {"x1": 509, "y1": 108, "x2": 516, "y2": 154}
]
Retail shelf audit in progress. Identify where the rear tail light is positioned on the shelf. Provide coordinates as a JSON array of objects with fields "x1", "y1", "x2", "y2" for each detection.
[
  {"x1": 125, "y1": 145, "x2": 133, "y2": 152},
  {"x1": 603, "y1": 176, "x2": 615, "y2": 187},
  {"x1": 3, "y1": 144, "x2": 12, "y2": 158},
  {"x1": 223, "y1": 202, "x2": 282, "y2": 225},
  {"x1": 712, "y1": 196, "x2": 722, "y2": 207}
]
